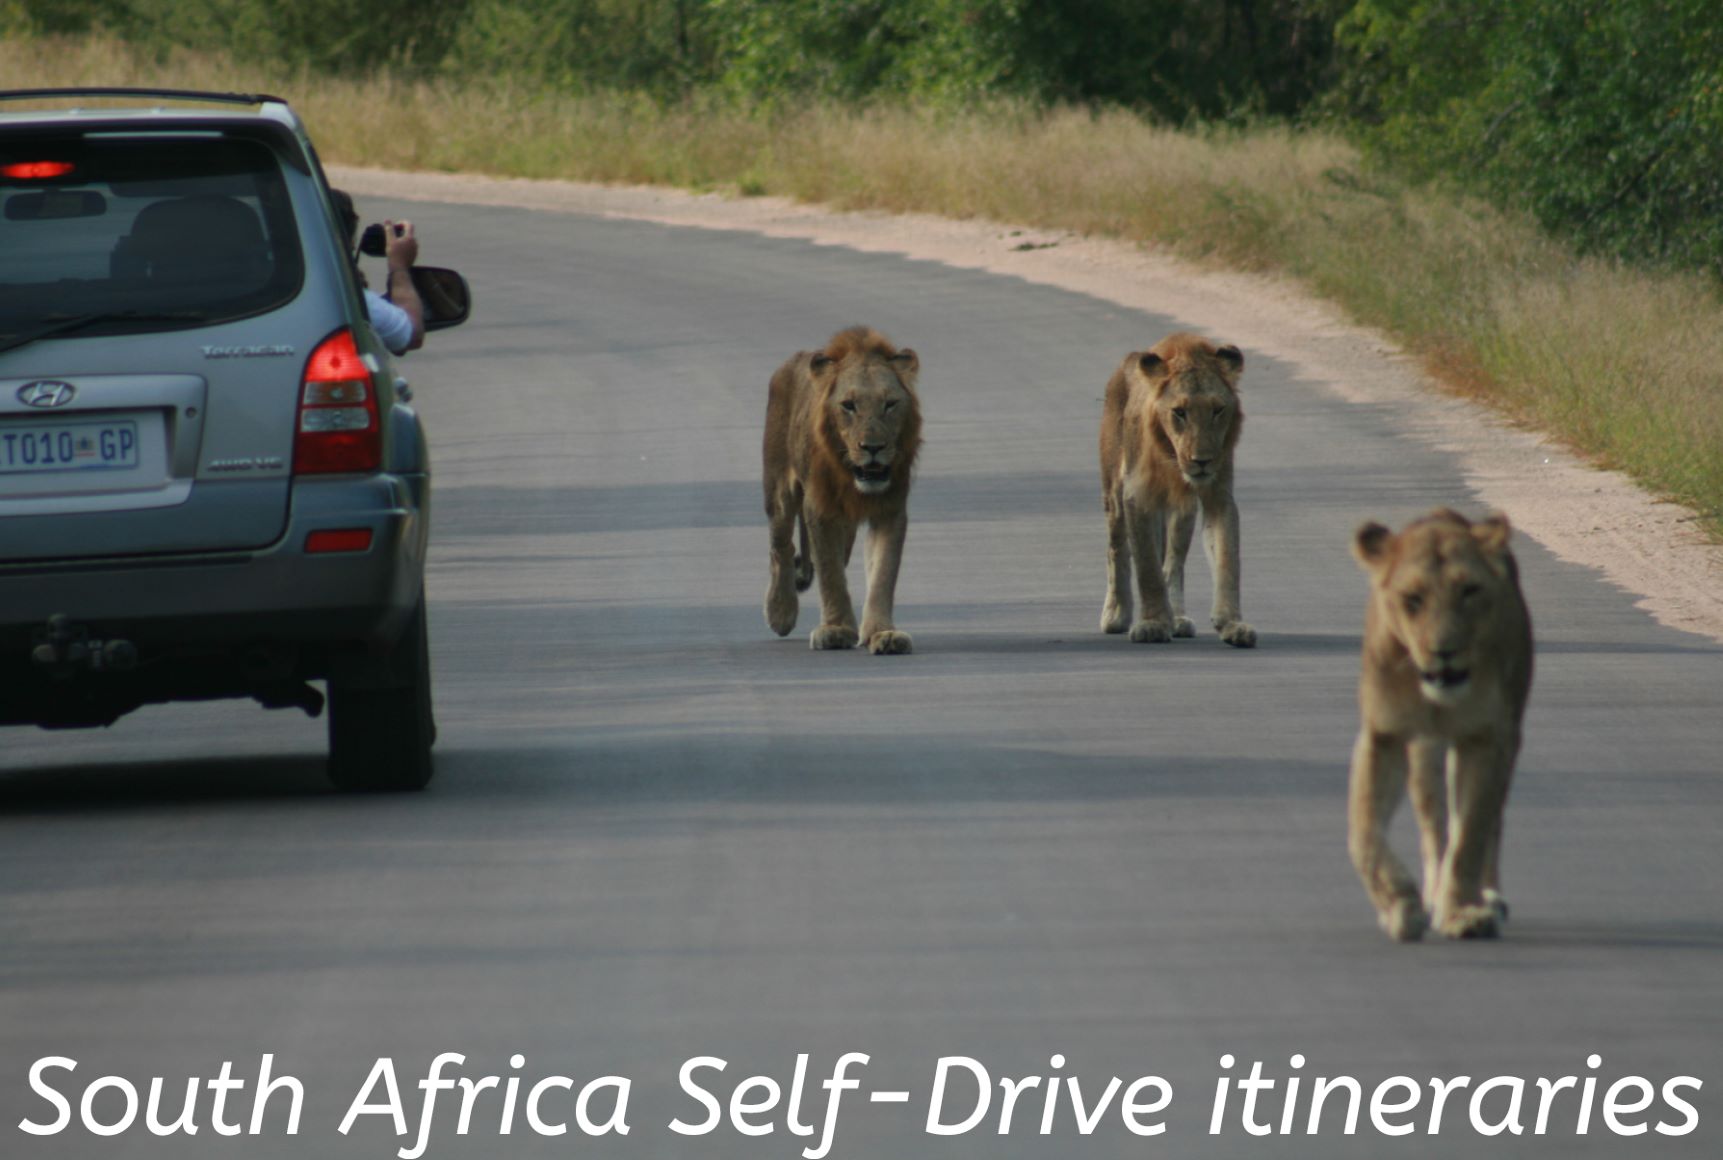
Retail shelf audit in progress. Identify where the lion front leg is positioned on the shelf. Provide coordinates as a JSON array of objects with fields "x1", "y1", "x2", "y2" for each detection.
[
  {"x1": 1348, "y1": 729, "x2": 1427, "y2": 942},
  {"x1": 1124, "y1": 498, "x2": 1175, "y2": 643},
  {"x1": 1100, "y1": 486, "x2": 1133, "y2": 633},
  {"x1": 1163, "y1": 503, "x2": 1198, "y2": 638},
  {"x1": 858, "y1": 511, "x2": 912, "y2": 655},
  {"x1": 764, "y1": 485, "x2": 801, "y2": 637},
  {"x1": 1201, "y1": 490, "x2": 1255, "y2": 648},
  {"x1": 1432, "y1": 735, "x2": 1515, "y2": 939},
  {"x1": 805, "y1": 514, "x2": 859, "y2": 651}
]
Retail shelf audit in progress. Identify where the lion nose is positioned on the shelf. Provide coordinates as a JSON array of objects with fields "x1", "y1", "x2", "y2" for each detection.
[
  {"x1": 1189, "y1": 457, "x2": 1212, "y2": 470},
  {"x1": 860, "y1": 441, "x2": 887, "y2": 458}
]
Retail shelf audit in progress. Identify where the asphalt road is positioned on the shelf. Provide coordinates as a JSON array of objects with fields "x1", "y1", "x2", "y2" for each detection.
[{"x1": 4, "y1": 197, "x2": 1722, "y2": 1160}]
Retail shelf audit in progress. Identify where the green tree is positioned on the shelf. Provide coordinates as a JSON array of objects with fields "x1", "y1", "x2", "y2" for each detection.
[{"x1": 1336, "y1": 0, "x2": 1723, "y2": 274}]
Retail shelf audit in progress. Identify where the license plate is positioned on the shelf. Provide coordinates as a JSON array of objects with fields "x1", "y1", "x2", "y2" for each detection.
[{"x1": 0, "y1": 419, "x2": 140, "y2": 475}]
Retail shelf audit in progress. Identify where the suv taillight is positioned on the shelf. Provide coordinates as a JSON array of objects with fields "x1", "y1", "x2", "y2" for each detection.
[{"x1": 294, "y1": 329, "x2": 380, "y2": 475}]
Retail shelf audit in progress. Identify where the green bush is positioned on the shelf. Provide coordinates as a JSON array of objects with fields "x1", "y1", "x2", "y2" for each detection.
[{"x1": 1336, "y1": 0, "x2": 1723, "y2": 275}]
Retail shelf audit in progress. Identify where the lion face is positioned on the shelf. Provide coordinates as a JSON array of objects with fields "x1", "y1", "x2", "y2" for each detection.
[
  {"x1": 1354, "y1": 510, "x2": 1516, "y2": 706},
  {"x1": 1139, "y1": 343, "x2": 1243, "y2": 485},
  {"x1": 814, "y1": 346, "x2": 919, "y2": 495}
]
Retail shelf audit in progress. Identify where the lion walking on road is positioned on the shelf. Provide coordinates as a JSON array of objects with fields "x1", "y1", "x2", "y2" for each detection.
[
  {"x1": 1348, "y1": 508, "x2": 1534, "y2": 941},
  {"x1": 1099, "y1": 332, "x2": 1256, "y2": 647},
  {"x1": 762, "y1": 326, "x2": 921, "y2": 655}
]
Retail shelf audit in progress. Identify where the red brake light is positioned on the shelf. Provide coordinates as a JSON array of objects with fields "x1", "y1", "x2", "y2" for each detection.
[
  {"x1": 294, "y1": 329, "x2": 380, "y2": 475},
  {"x1": 3, "y1": 161, "x2": 76, "y2": 180},
  {"x1": 305, "y1": 528, "x2": 375, "y2": 554}
]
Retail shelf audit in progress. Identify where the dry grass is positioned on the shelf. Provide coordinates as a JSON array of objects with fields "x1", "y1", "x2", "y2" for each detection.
[{"x1": 6, "y1": 34, "x2": 1720, "y2": 531}]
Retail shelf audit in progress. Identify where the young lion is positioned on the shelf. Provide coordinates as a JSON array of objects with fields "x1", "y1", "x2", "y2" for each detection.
[
  {"x1": 1098, "y1": 332, "x2": 1256, "y2": 647},
  {"x1": 762, "y1": 326, "x2": 921, "y2": 655},
  {"x1": 1349, "y1": 509, "x2": 1534, "y2": 941}
]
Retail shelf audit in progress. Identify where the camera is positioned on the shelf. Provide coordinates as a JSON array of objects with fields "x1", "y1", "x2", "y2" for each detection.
[{"x1": 358, "y1": 222, "x2": 396, "y2": 257}]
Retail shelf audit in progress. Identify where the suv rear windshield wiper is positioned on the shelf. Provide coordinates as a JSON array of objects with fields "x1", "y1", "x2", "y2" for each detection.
[{"x1": 0, "y1": 310, "x2": 211, "y2": 355}]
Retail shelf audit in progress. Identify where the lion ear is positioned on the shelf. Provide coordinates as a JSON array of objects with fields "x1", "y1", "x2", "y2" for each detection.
[
  {"x1": 1134, "y1": 351, "x2": 1168, "y2": 383},
  {"x1": 809, "y1": 353, "x2": 834, "y2": 373},
  {"x1": 1353, "y1": 521, "x2": 1394, "y2": 572},
  {"x1": 1214, "y1": 344, "x2": 1243, "y2": 376},
  {"x1": 1472, "y1": 511, "x2": 1513, "y2": 558},
  {"x1": 889, "y1": 347, "x2": 920, "y2": 378}
]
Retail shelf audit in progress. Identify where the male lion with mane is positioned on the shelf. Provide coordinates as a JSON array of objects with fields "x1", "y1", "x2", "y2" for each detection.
[
  {"x1": 1098, "y1": 332, "x2": 1256, "y2": 647},
  {"x1": 762, "y1": 326, "x2": 921, "y2": 654},
  {"x1": 1349, "y1": 508, "x2": 1534, "y2": 942}
]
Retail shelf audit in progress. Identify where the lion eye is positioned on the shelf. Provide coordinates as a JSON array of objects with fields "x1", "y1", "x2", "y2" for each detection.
[
  {"x1": 840, "y1": 400, "x2": 857, "y2": 413},
  {"x1": 1403, "y1": 593, "x2": 1424, "y2": 614},
  {"x1": 883, "y1": 400, "x2": 897, "y2": 412},
  {"x1": 1171, "y1": 407, "x2": 1187, "y2": 422},
  {"x1": 1460, "y1": 583, "x2": 1483, "y2": 601}
]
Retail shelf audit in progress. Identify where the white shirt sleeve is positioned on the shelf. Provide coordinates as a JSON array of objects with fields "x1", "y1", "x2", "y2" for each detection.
[{"x1": 364, "y1": 288, "x2": 414, "y2": 355}]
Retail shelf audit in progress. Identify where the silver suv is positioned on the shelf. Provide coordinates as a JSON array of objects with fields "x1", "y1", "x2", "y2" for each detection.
[{"x1": 0, "y1": 88, "x2": 470, "y2": 790}]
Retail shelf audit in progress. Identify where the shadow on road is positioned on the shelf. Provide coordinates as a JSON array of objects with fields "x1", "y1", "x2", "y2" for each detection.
[{"x1": 0, "y1": 753, "x2": 333, "y2": 814}]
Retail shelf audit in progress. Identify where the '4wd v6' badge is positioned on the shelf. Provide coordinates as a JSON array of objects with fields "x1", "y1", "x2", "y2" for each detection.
[{"x1": 17, "y1": 380, "x2": 76, "y2": 408}]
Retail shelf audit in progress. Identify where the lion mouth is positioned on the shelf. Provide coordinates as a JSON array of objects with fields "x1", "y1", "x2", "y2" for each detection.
[
  {"x1": 1420, "y1": 666, "x2": 1471, "y2": 691},
  {"x1": 851, "y1": 463, "x2": 892, "y2": 486}
]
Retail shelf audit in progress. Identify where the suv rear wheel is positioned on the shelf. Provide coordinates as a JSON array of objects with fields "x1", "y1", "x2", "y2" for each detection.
[{"x1": 326, "y1": 592, "x2": 435, "y2": 791}]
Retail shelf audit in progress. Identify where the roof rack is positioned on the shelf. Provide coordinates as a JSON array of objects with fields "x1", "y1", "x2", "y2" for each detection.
[{"x1": 0, "y1": 87, "x2": 286, "y2": 107}]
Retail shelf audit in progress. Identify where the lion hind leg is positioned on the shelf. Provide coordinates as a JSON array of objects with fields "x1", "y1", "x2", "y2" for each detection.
[
  {"x1": 1408, "y1": 737, "x2": 1449, "y2": 911},
  {"x1": 1101, "y1": 486, "x2": 1133, "y2": 633},
  {"x1": 764, "y1": 487, "x2": 801, "y2": 637},
  {"x1": 1349, "y1": 730, "x2": 1427, "y2": 942},
  {"x1": 793, "y1": 511, "x2": 814, "y2": 592},
  {"x1": 1163, "y1": 503, "x2": 1197, "y2": 637}
]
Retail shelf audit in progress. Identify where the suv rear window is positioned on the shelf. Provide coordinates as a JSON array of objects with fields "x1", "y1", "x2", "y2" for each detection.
[{"x1": 0, "y1": 134, "x2": 303, "y2": 335}]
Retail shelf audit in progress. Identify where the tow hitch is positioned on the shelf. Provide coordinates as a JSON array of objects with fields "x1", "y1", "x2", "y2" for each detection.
[{"x1": 30, "y1": 614, "x2": 138, "y2": 675}]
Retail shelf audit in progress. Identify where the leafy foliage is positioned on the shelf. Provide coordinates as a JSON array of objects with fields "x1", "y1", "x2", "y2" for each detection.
[
  {"x1": 1336, "y1": 0, "x2": 1723, "y2": 274},
  {"x1": 7, "y1": 1, "x2": 1720, "y2": 274}
]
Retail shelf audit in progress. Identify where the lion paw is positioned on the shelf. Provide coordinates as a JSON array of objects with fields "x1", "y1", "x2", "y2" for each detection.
[
  {"x1": 1172, "y1": 616, "x2": 1197, "y2": 638},
  {"x1": 793, "y1": 555, "x2": 814, "y2": 593},
  {"x1": 809, "y1": 624, "x2": 859, "y2": 651},
  {"x1": 1217, "y1": 619, "x2": 1257, "y2": 648},
  {"x1": 1484, "y1": 889, "x2": 1510, "y2": 924},
  {"x1": 1128, "y1": 618, "x2": 1173, "y2": 644},
  {"x1": 866, "y1": 630, "x2": 913, "y2": 656},
  {"x1": 764, "y1": 588, "x2": 798, "y2": 637},
  {"x1": 1380, "y1": 896, "x2": 1429, "y2": 943},
  {"x1": 1101, "y1": 599, "x2": 1131, "y2": 634},
  {"x1": 1435, "y1": 903, "x2": 1501, "y2": 940}
]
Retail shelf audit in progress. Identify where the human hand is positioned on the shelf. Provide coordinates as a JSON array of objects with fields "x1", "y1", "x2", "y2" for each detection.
[{"x1": 384, "y1": 219, "x2": 419, "y2": 271}]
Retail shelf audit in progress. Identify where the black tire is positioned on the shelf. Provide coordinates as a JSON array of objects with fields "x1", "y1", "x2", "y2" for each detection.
[{"x1": 326, "y1": 594, "x2": 435, "y2": 791}]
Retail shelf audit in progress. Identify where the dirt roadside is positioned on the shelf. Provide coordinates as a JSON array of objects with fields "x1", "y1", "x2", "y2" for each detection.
[{"x1": 330, "y1": 165, "x2": 1723, "y2": 645}]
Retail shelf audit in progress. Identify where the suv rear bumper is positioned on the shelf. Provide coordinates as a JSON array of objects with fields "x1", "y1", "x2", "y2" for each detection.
[{"x1": 0, "y1": 473, "x2": 427, "y2": 726}]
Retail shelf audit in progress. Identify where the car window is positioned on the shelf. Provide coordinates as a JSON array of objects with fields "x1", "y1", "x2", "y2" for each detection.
[{"x1": 0, "y1": 134, "x2": 304, "y2": 334}]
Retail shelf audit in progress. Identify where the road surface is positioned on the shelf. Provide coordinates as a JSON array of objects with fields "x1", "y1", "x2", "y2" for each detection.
[{"x1": 3, "y1": 196, "x2": 1721, "y2": 1158}]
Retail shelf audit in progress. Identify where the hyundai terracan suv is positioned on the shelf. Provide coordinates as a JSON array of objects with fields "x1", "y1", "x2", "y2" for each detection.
[{"x1": 0, "y1": 88, "x2": 470, "y2": 790}]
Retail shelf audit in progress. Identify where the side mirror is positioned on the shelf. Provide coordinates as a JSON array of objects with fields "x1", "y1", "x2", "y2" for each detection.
[{"x1": 410, "y1": 266, "x2": 471, "y2": 331}]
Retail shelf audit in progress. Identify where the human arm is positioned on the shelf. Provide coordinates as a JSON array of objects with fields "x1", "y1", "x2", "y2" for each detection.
[{"x1": 380, "y1": 218, "x2": 425, "y2": 353}]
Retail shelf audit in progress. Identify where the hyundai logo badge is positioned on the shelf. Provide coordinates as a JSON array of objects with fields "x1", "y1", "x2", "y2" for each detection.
[{"x1": 17, "y1": 380, "x2": 77, "y2": 408}]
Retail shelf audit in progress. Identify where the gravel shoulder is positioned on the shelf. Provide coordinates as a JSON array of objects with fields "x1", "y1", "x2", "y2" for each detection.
[{"x1": 330, "y1": 165, "x2": 1723, "y2": 645}]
